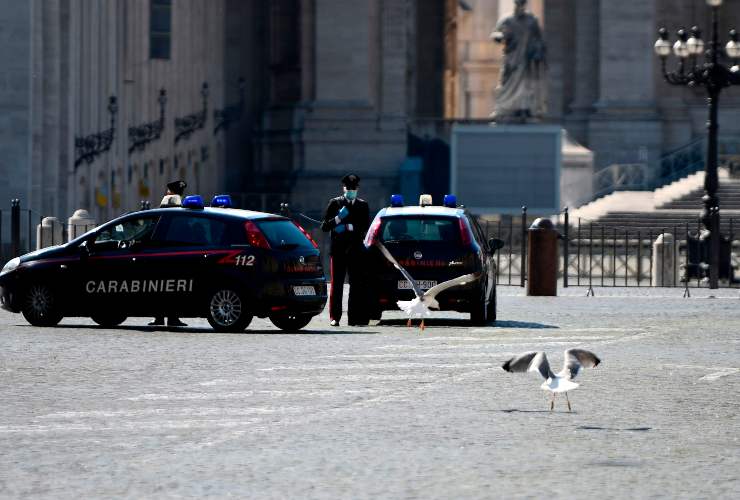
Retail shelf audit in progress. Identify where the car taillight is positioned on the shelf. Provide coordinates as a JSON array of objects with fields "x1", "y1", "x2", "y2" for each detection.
[
  {"x1": 458, "y1": 217, "x2": 473, "y2": 247},
  {"x1": 245, "y1": 220, "x2": 271, "y2": 249},
  {"x1": 293, "y1": 221, "x2": 319, "y2": 249},
  {"x1": 364, "y1": 217, "x2": 383, "y2": 247}
]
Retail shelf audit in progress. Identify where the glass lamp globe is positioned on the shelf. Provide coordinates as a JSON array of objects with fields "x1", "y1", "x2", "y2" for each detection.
[
  {"x1": 726, "y1": 40, "x2": 740, "y2": 59},
  {"x1": 654, "y1": 38, "x2": 671, "y2": 57},
  {"x1": 687, "y1": 36, "x2": 704, "y2": 56},
  {"x1": 673, "y1": 40, "x2": 690, "y2": 58},
  {"x1": 706, "y1": 0, "x2": 723, "y2": 7}
]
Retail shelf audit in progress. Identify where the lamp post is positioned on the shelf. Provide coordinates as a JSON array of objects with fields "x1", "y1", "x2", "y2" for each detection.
[{"x1": 655, "y1": 0, "x2": 740, "y2": 289}]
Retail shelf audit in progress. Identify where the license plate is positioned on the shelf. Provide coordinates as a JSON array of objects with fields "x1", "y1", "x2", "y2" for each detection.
[
  {"x1": 293, "y1": 285, "x2": 316, "y2": 296},
  {"x1": 398, "y1": 280, "x2": 436, "y2": 290}
]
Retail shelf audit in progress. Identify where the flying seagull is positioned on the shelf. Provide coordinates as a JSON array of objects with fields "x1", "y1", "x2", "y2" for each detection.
[
  {"x1": 375, "y1": 241, "x2": 478, "y2": 330},
  {"x1": 501, "y1": 349, "x2": 601, "y2": 411}
]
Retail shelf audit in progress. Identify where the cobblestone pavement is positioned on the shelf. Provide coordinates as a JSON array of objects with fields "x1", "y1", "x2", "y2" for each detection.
[{"x1": 1, "y1": 286, "x2": 739, "y2": 499}]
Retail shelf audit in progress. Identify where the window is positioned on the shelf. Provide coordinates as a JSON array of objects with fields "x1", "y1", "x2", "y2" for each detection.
[
  {"x1": 380, "y1": 217, "x2": 461, "y2": 244},
  {"x1": 158, "y1": 215, "x2": 226, "y2": 246},
  {"x1": 257, "y1": 220, "x2": 316, "y2": 250},
  {"x1": 94, "y1": 217, "x2": 159, "y2": 248},
  {"x1": 150, "y1": 0, "x2": 172, "y2": 59}
]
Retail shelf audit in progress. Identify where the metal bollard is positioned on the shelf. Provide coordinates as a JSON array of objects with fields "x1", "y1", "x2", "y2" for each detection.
[
  {"x1": 10, "y1": 199, "x2": 20, "y2": 257},
  {"x1": 527, "y1": 217, "x2": 559, "y2": 296}
]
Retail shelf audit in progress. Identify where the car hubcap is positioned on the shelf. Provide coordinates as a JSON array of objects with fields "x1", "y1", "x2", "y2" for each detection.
[
  {"x1": 27, "y1": 285, "x2": 52, "y2": 316},
  {"x1": 210, "y1": 290, "x2": 242, "y2": 326}
]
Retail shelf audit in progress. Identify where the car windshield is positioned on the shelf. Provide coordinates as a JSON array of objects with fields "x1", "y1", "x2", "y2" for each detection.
[
  {"x1": 380, "y1": 216, "x2": 461, "y2": 244},
  {"x1": 257, "y1": 220, "x2": 315, "y2": 250}
]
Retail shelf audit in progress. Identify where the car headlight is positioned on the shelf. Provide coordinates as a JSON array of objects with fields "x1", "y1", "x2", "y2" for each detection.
[{"x1": 0, "y1": 257, "x2": 20, "y2": 276}]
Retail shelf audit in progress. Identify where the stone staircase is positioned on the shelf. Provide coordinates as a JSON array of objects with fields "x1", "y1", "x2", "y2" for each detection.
[{"x1": 570, "y1": 168, "x2": 740, "y2": 235}]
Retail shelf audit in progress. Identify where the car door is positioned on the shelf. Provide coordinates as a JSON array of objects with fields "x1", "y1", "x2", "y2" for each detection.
[
  {"x1": 142, "y1": 212, "x2": 230, "y2": 315},
  {"x1": 78, "y1": 214, "x2": 161, "y2": 315}
]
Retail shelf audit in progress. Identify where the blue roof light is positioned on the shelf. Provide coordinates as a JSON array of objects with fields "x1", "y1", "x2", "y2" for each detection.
[
  {"x1": 182, "y1": 195, "x2": 205, "y2": 209},
  {"x1": 443, "y1": 194, "x2": 457, "y2": 208},
  {"x1": 390, "y1": 194, "x2": 404, "y2": 207},
  {"x1": 211, "y1": 194, "x2": 233, "y2": 208}
]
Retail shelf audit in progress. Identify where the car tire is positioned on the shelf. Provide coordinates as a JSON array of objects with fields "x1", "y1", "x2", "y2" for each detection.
[
  {"x1": 91, "y1": 313, "x2": 127, "y2": 328},
  {"x1": 470, "y1": 288, "x2": 488, "y2": 326},
  {"x1": 21, "y1": 283, "x2": 63, "y2": 327},
  {"x1": 269, "y1": 313, "x2": 313, "y2": 332},
  {"x1": 206, "y1": 288, "x2": 253, "y2": 332}
]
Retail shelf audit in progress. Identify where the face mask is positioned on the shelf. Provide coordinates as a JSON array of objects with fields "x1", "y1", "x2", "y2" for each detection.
[{"x1": 345, "y1": 190, "x2": 358, "y2": 201}]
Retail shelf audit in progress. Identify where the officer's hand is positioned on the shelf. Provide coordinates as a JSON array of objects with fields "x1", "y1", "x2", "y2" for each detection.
[
  {"x1": 338, "y1": 206, "x2": 349, "y2": 220},
  {"x1": 334, "y1": 224, "x2": 346, "y2": 234},
  {"x1": 347, "y1": 224, "x2": 354, "y2": 232}
]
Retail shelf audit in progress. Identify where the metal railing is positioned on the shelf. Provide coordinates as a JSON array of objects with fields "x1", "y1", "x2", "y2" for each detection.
[{"x1": 477, "y1": 208, "x2": 739, "y2": 291}]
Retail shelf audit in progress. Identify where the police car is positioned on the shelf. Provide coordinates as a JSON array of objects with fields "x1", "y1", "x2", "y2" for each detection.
[
  {"x1": 364, "y1": 194, "x2": 504, "y2": 325},
  {"x1": 0, "y1": 195, "x2": 327, "y2": 332}
]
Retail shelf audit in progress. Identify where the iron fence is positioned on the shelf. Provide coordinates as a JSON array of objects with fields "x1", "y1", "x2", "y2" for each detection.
[{"x1": 4, "y1": 199, "x2": 739, "y2": 293}]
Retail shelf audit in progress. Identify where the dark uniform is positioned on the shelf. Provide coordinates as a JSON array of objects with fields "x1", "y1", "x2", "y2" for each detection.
[
  {"x1": 321, "y1": 174, "x2": 370, "y2": 326},
  {"x1": 150, "y1": 180, "x2": 188, "y2": 327}
]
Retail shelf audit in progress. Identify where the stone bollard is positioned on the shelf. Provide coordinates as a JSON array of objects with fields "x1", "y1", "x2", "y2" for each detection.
[
  {"x1": 36, "y1": 217, "x2": 64, "y2": 249},
  {"x1": 67, "y1": 209, "x2": 96, "y2": 241},
  {"x1": 652, "y1": 233, "x2": 677, "y2": 286}
]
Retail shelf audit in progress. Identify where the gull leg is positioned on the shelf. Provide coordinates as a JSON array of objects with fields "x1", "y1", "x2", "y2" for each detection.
[
  {"x1": 406, "y1": 318, "x2": 412, "y2": 328},
  {"x1": 550, "y1": 393, "x2": 554, "y2": 412},
  {"x1": 420, "y1": 319, "x2": 425, "y2": 331},
  {"x1": 565, "y1": 392, "x2": 572, "y2": 412}
]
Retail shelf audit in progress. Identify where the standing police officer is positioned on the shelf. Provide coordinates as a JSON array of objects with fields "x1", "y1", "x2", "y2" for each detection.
[
  {"x1": 321, "y1": 174, "x2": 370, "y2": 326},
  {"x1": 149, "y1": 180, "x2": 188, "y2": 327}
]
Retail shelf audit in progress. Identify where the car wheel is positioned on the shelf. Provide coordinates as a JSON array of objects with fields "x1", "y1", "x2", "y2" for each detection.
[
  {"x1": 21, "y1": 283, "x2": 63, "y2": 327},
  {"x1": 269, "y1": 313, "x2": 313, "y2": 332},
  {"x1": 91, "y1": 313, "x2": 127, "y2": 328},
  {"x1": 206, "y1": 288, "x2": 253, "y2": 332},
  {"x1": 470, "y1": 288, "x2": 488, "y2": 326}
]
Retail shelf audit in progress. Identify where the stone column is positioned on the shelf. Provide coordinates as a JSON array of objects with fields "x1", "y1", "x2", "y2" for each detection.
[
  {"x1": 565, "y1": 0, "x2": 600, "y2": 144},
  {"x1": 588, "y1": 0, "x2": 662, "y2": 172}
]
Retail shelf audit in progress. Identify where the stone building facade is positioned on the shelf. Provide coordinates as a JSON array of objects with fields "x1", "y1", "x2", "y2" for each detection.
[{"x1": 2, "y1": 0, "x2": 740, "y2": 231}]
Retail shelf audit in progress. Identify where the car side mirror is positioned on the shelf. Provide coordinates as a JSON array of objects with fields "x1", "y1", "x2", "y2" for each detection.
[
  {"x1": 79, "y1": 240, "x2": 92, "y2": 257},
  {"x1": 489, "y1": 238, "x2": 505, "y2": 252}
]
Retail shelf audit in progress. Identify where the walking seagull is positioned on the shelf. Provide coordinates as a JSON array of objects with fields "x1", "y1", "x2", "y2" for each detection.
[
  {"x1": 501, "y1": 349, "x2": 601, "y2": 411},
  {"x1": 375, "y1": 241, "x2": 478, "y2": 330}
]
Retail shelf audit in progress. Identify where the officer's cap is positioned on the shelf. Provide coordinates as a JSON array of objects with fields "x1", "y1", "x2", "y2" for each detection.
[
  {"x1": 341, "y1": 173, "x2": 360, "y2": 189},
  {"x1": 167, "y1": 180, "x2": 187, "y2": 195}
]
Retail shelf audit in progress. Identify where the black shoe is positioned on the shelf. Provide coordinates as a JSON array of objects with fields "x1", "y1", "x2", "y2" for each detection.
[
  {"x1": 148, "y1": 319, "x2": 165, "y2": 326},
  {"x1": 167, "y1": 318, "x2": 187, "y2": 327}
]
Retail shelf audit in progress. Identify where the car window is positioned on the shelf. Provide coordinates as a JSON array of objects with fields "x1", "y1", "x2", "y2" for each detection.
[
  {"x1": 156, "y1": 215, "x2": 226, "y2": 246},
  {"x1": 380, "y1": 216, "x2": 461, "y2": 244},
  {"x1": 94, "y1": 216, "x2": 159, "y2": 246},
  {"x1": 257, "y1": 220, "x2": 315, "y2": 250},
  {"x1": 468, "y1": 215, "x2": 488, "y2": 250}
]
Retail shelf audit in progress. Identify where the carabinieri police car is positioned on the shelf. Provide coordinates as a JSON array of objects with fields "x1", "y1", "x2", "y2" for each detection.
[
  {"x1": 0, "y1": 195, "x2": 327, "y2": 332},
  {"x1": 364, "y1": 194, "x2": 504, "y2": 325}
]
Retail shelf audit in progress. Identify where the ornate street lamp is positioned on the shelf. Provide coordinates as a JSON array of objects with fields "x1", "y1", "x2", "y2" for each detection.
[
  {"x1": 655, "y1": 0, "x2": 740, "y2": 288},
  {"x1": 128, "y1": 88, "x2": 167, "y2": 154}
]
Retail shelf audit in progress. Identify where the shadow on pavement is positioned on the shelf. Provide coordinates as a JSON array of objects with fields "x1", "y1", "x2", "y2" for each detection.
[
  {"x1": 378, "y1": 318, "x2": 558, "y2": 329},
  {"x1": 24, "y1": 324, "x2": 377, "y2": 336}
]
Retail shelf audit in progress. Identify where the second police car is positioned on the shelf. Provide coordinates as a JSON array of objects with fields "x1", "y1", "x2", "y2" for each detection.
[
  {"x1": 0, "y1": 196, "x2": 327, "y2": 332},
  {"x1": 364, "y1": 194, "x2": 504, "y2": 325}
]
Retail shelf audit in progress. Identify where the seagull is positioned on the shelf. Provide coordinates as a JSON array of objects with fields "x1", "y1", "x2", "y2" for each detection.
[
  {"x1": 501, "y1": 349, "x2": 601, "y2": 412},
  {"x1": 375, "y1": 241, "x2": 478, "y2": 330}
]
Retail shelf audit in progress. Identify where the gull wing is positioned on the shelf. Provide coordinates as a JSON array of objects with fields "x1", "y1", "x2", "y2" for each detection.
[
  {"x1": 561, "y1": 349, "x2": 601, "y2": 380},
  {"x1": 375, "y1": 242, "x2": 424, "y2": 299},
  {"x1": 502, "y1": 351, "x2": 553, "y2": 380},
  {"x1": 423, "y1": 273, "x2": 479, "y2": 301}
]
